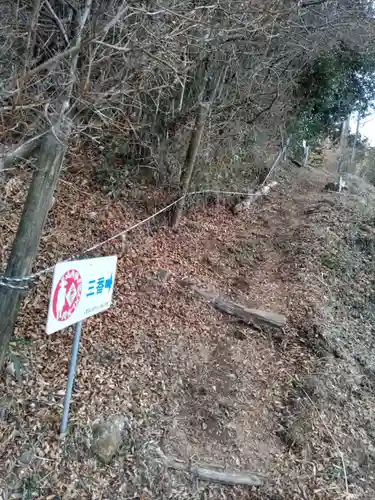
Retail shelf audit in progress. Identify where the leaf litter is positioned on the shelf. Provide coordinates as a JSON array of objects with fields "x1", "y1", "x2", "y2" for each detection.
[{"x1": 1, "y1": 162, "x2": 375, "y2": 498}]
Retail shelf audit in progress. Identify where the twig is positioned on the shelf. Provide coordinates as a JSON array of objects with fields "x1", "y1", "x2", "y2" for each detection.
[{"x1": 94, "y1": 40, "x2": 132, "y2": 53}]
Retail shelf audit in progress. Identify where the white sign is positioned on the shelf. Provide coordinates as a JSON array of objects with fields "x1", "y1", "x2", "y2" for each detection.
[{"x1": 46, "y1": 256, "x2": 117, "y2": 334}]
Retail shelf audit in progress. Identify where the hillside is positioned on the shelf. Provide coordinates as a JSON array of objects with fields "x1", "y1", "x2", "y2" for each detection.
[{"x1": 1, "y1": 162, "x2": 375, "y2": 499}]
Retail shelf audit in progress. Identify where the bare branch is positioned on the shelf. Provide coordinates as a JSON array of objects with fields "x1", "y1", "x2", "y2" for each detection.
[
  {"x1": 45, "y1": 0, "x2": 70, "y2": 45},
  {"x1": 2, "y1": 4, "x2": 135, "y2": 95},
  {"x1": 94, "y1": 40, "x2": 132, "y2": 53},
  {"x1": 0, "y1": 132, "x2": 46, "y2": 172}
]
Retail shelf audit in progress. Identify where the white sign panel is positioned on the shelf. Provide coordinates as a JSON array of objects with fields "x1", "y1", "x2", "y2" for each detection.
[{"x1": 46, "y1": 256, "x2": 117, "y2": 334}]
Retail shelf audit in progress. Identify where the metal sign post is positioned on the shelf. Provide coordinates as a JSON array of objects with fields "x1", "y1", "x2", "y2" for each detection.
[
  {"x1": 60, "y1": 320, "x2": 83, "y2": 435},
  {"x1": 46, "y1": 256, "x2": 117, "y2": 435}
]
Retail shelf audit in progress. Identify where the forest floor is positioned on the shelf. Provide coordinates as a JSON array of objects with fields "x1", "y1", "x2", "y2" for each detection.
[{"x1": 1, "y1": 160, "x2": 375, "y2": 499}]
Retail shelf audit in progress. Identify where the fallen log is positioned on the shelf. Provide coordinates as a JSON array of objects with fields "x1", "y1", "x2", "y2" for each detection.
[
  {"x1": 212, "y1": 295, "x2": 286, "y2": 329},
  {"x1": 180, "y1": 279, "x2": 286, "y2": 329},
  {"x1": 190, "y1": 464, "x2": 264, "y2": 486},
  {"x1": 233, "y1": 181, "x2": 278, "y2": 214},
  {"x1": 161, "y1": 453, "x2": 264, "y2": 487}
]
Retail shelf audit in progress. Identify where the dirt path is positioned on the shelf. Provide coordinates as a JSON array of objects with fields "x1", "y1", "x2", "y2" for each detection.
[{"x1": 1, "y1": 166, "x2": 375, "y2": 499}]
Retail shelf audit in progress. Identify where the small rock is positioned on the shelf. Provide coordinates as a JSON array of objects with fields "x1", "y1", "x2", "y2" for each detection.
[
  {"x1": 92, "y1": 416, "x2": 125, "y2": 464},
  {"x1": 156, "y1": 269, "x2": 171, "y2": 283},
  {"x1": 19, "y1": 448, "x2": 34, "y2": 465}
]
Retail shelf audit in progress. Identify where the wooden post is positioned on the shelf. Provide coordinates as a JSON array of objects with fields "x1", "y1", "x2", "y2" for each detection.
[
  {"x1": 0, "y1": 132, "x2": 67, "y2": 368},
  {"x1": 171, "y1": 102, "x2": 210, "y2": 229},
  {"x1": 0, "y1": 0, "x2": 92, "y2": 370}
]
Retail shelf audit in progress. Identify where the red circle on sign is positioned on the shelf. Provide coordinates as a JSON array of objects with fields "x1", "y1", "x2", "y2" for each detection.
[{"x1": 52, "y1": 269, "x2": 83, "y2": 322}]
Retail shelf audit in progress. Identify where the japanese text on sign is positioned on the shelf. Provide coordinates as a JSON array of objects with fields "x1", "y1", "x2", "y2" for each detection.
[{"x1": 46, "y1": 256, "x2": 117, "y2": 334}]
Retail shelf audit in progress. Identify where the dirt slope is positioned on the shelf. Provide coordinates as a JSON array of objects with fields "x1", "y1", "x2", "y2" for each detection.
[{"x1": 1, "y1": 163, "x2": 375, "y2": 499}]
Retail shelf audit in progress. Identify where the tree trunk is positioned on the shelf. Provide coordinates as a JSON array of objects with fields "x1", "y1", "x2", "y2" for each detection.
[
  {"x1": 351, "y1": 111, "x2": 361, "y2": 172},
  {"x1": 24, "y1": 0, "x2": 42, "y2": 74},
  {"x1": 337, "y1": 116, "x2": 350, "y2": 175},
  {"x1": 171, "y1": 102, "x2": 209, "y2": 229},
  {"x1": 0, "y1": 131, "x2": 66, "y2": 368}
]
